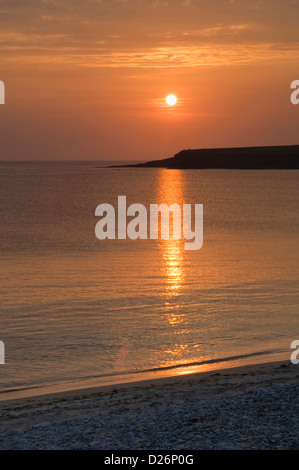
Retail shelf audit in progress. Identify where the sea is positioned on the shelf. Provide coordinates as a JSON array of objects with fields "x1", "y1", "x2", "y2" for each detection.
[{"x1": 0, "y1": 161, "x2": 298, "y2": 399}]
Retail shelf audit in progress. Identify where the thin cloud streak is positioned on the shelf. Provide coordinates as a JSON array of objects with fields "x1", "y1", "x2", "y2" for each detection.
[{"x1": 1, "y1": 43, "x2": 299, "y2": 69}]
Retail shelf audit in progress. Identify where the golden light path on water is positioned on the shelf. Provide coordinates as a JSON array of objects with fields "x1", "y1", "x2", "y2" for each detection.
[
  {"x1": 156, "y1": 169, "x2": 195, "y2": 369},
  {"x1": 156, "y1": 169, "x2": 185, "y2": 296}
]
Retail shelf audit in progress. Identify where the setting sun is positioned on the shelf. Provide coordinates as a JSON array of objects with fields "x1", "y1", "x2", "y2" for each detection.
[{"x1": 166, "y1": 94, "x2": 177, "y2": 106}]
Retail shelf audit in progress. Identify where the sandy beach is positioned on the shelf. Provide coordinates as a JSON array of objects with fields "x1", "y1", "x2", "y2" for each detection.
[{"x1": 0, "y1": 360, "x2": 298, "y2": 450}]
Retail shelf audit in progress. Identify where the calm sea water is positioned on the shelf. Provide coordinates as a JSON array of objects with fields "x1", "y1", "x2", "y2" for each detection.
[{"x1": 0, "y1": 162, "x2": 298, "y2": 397}]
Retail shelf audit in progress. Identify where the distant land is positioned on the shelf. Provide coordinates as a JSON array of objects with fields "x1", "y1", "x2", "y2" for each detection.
[{"x1": 113, "y1": 145, "x2": 299, "y2": 169}]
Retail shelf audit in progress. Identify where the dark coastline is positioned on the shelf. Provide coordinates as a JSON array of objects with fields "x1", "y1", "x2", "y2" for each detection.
[{"x1": 111, "y1": 145, "x2": 299, "y2": 169}]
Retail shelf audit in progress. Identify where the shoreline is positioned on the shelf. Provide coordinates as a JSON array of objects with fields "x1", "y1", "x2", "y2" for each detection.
[
  {"x1": 0, "y1": 358, "x2": 298, "y2": 449},
  {"x1": 0, "y1": 351, "x2": 289, "y2": 404}
]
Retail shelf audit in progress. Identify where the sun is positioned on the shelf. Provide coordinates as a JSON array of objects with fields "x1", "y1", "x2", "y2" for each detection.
[{"x1": 166, "y1": 94, "x2": 177, "y2": 106}]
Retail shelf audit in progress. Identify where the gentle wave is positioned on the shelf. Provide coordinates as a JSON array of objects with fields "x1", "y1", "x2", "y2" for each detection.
[{"x1": 0, "y1": 349, "x2": 283, "y2": 396}]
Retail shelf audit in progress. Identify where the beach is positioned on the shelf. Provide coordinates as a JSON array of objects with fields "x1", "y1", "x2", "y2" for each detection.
[{"x1": 0, "y1": 360, "x2": 298, "y2": 450}]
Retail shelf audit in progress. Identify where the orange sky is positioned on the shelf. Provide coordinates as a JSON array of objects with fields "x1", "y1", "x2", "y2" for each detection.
[{"x1": 0, "y1": 0, "x2": 299, "y2": 161}]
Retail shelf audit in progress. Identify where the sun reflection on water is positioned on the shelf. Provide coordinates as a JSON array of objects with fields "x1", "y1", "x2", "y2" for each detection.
[
  {"x1": 156, "y1": 169, "x2": 186, "y2": 298},
  {"x1": 162, "y1": 240, "x2": 185, "y2": 296},
  {"x1": 156, "y1": 170, "x2": 192, "y2": 365}
]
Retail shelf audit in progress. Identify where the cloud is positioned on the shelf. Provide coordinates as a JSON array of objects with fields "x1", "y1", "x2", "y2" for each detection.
[
  {"x1": 181, "y1": 23, "x2": 257, "y2": 38},
  {"x1": 1, "y1": 40, "x2": 299, "y2": 69},
  {"x1": 0, "y1": 0, "x2": 298, "y2": 69}
]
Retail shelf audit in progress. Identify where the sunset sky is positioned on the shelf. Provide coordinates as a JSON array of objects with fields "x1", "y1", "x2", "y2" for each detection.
[{"x1": 1, "y1": 0, "x2": 299, "y2": 161}]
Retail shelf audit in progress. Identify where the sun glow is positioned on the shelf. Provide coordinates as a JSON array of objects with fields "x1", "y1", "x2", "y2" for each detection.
[{"x1": 166, "y1": 94, "x2": 177, "y2": 106}]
